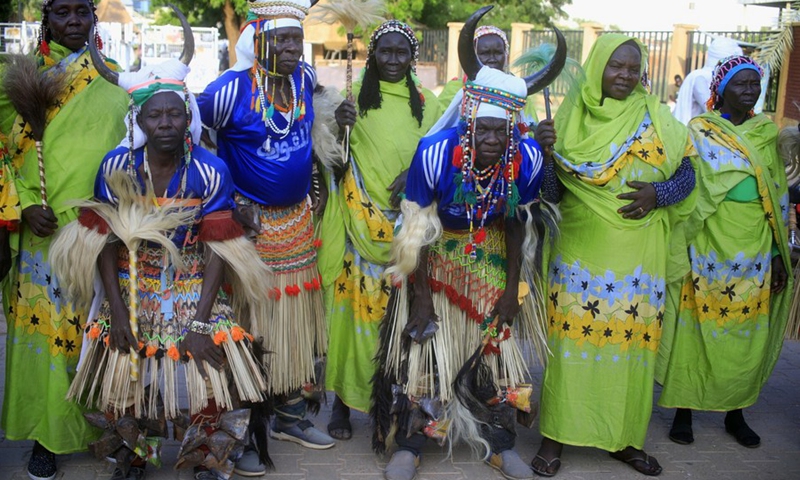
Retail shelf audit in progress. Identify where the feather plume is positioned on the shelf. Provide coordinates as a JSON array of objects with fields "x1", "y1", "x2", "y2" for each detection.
[
  {"x1": 513, "y1": 42, "x2": 584, "y2": 100},
  {"x1": 2, "y1": 54, "x2": 66, "y2": 140},
  {"x1": 312, "y1": 0, "x2": 387, "y2": 34},
  {"x1": 50, "y1": 220, "x2": 110, "y2": 308},
  {"x1": 205, "y1": 236, "x2": 273, "y2": 338},
  {"x1": 85, "y1": 171, "x2": 197, "y2": 269},
  {"x1": 311, "y1": 85, "x2": 345, "y2": 172}
]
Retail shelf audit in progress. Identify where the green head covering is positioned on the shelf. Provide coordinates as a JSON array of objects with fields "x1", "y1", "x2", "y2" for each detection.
[{"x1": 555, "y1": 34, "x2": 683, "y2": 167}]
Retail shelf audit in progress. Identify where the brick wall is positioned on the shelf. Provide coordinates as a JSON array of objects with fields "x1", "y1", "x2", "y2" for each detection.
[{"x1": 784, "y1": 26, "x2": 800, "y2": 120}]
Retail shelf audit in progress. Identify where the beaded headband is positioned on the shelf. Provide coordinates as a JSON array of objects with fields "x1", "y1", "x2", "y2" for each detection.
[
  {"x1": 707, "y1": 55, "x2": 763, "y2": 111},
  {"x1": 249, "y1": 0, "x2": 309, "y2": 20},
  {"x1": 367, "y1": 20, "x2": 419, "y2": 71},
  {"x1": 38, "y1": 0, "x2": 102, "y2": 55},
  {"x1": 474, "y1": 25, "x2": 509, "y2": 58},
  {"x1": 464, "y1": 82, "x2": 526, "y2": 113}
]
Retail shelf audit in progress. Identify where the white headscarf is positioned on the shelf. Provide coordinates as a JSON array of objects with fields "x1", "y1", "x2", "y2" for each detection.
[
  {"x1": 673, "y1": 37, "x2": 743, "y2": 125},
  {"x1": 117, "y1": 59, "x2": 202, "y2": 150},
  {"x1": 427, "y1": 66, "x2": 527, "y2": 136},
  {"x1": 232, "y1": 0, "x2": 311, "y2": 72}
]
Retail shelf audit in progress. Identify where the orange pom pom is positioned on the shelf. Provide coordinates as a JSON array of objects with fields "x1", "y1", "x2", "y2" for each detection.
[
  {"x1": 231, "y1": 326, "x2": 245, "y2": 342},
  {"x1": 213, "y1": 330, "x2": 228, "y2": 346},
  {"x1": 145, "y1": 345, "x2": 158, "y2": 357},
  {"x1": 88, "y1": 324, "x2": 101, "y2": 340},
  {"x1": 167, "y1": 345, "x2": 180, "y2": 361}
]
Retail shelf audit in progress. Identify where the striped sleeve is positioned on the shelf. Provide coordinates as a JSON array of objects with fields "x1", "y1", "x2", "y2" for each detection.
[
  {"x1": 94, "y1": 150, "x2": 129, "y2": 205},
  {"x1": 405, "y1": 137, "x2": 449, "y2": 208},
  {"x1": 197, "y1": 75, "x2": 240, "y2": 131},
  {"x1": 518, "y1": 139, "x2": 545, "y2": 204}
]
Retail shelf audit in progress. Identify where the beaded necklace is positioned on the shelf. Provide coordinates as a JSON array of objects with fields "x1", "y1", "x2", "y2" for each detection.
[
  {"x1": 255, "y1": 67, "x2": 297, "y2": 139},
  {"x1": 454, "y1": 90, "x2": 522, "y2": 260}
]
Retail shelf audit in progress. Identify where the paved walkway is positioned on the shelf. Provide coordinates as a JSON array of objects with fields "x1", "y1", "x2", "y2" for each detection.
[{"x1": 1, "y1": 317, "x2": 799, "y2": 480}]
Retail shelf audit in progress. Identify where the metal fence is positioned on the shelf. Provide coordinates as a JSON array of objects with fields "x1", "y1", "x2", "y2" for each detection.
[
  {"x1": 685, "y1": 30, "x2": 780, "y2": 112},
  {"x1": 604, "y1": 30, "x2": 674, "y2": 103},
  {"x1": 521, "y1": 29, "x2": 584, "y2": 96},
  {"x1": 0, "y1": 22, "x2": 40, "y2": 55},
  {"x1": 418, "y1": 29, "x2": 448, "y2": 86}
]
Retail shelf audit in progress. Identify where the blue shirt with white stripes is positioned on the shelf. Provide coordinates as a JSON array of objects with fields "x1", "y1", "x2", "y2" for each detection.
[
  {"x1": 405, "y1": 127, "x2": 545, "y2": 230},
  {"x1": 95, "y1": 146, "x2": 235, "y2": 247},
  {"x1": 197, "y1": 63, "x2": 316, "y2": 207}
]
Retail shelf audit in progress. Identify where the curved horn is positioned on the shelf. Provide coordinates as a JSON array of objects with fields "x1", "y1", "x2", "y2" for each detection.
[
  {"x1": 458, "y1": 6, "x2": 493, "y2": 81},
  {"x1": 525, "y1": 27, "x2": 567, "y2": 96},
  {"x1": 170, "y1": 4, "x2": 195, "y2": 66},
  {"x1": 89, "y1": 26, "x2": 118, "y2": 85}
]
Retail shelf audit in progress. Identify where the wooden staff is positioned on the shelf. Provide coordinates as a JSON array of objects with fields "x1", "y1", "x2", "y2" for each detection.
[
  {"x1": 128, "y1": 248, "x2": 140, "y2": 381},
  {"x1": 34, "y1": 141, "x2": 48, "y2": 208}
]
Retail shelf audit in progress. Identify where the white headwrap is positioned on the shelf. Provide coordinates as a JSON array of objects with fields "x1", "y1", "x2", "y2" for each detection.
[
  {"x1": 673, "y1": 37, "x2": 743, "y2": 124},
  {"x1": 232, "y1": 0, "x2": 311, "y2": 72},
  {"x1": 427, "y1": 66, "x2": 527, "y2": 136},
  {"x1": 117, "y1": 59, "x2": 202, "y2": 150}
]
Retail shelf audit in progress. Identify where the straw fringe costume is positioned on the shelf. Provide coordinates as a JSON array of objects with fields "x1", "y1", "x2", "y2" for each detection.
[
  {"x1": 371, "y1": 64, "x2": 557, "y2": 463},
  {"x1": 0, "y1": 41, "x2": 128, "y2": 454},
  {"x1": 57, "y1": 148, "x2": 268, "y2": 419},
  {"x1": 198, "y1": 1, "x2": 334, "y2": 450},
  {"x1": 48, "y1": 50, "x2": 271, "y2": 475}
]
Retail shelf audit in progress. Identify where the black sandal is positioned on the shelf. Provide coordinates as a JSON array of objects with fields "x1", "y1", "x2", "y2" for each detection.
[
  {"x1": 610, "y1": 448, "x2": 663, "y2": 476},
  {"x1": 531, "y1": 454, "x2": 561, "y2": 477},
  {"x1": 327, "y1": 417, "x2": 352, "y2": 440},
  {"x1": 327, "y1": 396, "x2": 352, "y2": 440}
]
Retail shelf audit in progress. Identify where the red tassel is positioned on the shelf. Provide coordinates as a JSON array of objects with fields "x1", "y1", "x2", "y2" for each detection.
[
  {"x1": 474, "y1": 228, "x2": 486, "y2": 244},
  {"x1": 452, "y1": 145, "x2": 464, "y2": 168},
  {"x1": 39, "y1": 40, "x2": 50, "y2": 56},
  {"x1": 464, "y1": 243, "x2": 473, "y2": 255},
  {"x1": 313, "y1": 238, "x2": 323, "y2": 248},
  {"x1": 303, "y1": 281, "x2": 312, "y2": 290},
  {"x1": 311, "y1": 277, "x2": 321, "y2": 290}
]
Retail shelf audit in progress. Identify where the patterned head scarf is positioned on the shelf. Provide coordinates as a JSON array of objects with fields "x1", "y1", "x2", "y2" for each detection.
[
  {"x1": 367, "y1": 20, "x2": 420, "y2": 73},
  {"x1": 38, "y1": 0, "x2": 101, "y2": 55},
  {"x1": 707, "y1": 55, "x2": 763, "y2": 111},
  {"x1": 474, "y1": 25, "x2": 509, "y2": 71},
  {"x1": 233, "y1": 0, "x2": 311, "y2": 72},
  {"x1": 117, "y1": 59, "x2": 201, "y2": 168}
]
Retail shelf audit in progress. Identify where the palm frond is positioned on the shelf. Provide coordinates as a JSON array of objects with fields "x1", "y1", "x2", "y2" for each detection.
[
  {"x1": 753, "y1": 1, "x2": 799, "y2": 71},
  {"x1": 311, "y1": 0, "x2": 387, "y2": 34}
]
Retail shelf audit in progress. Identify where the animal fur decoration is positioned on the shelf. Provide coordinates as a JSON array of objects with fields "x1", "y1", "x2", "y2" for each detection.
[
  {"x1": 779, "y1": 123, "x2": 800, "y2": 187},
  {"x1": 2, "y1": 54, "x2": 67, "y2": 207},
  {"x1": 311, "y1": 85, "x2": 345, "y2": 172}
]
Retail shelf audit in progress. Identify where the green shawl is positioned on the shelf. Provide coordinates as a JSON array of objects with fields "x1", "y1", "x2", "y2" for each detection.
[
  {"x1": 553, "y1": 33, "x2": 694, "y2": 283},
  {"x1": 317, "y1": 79, "x2": 442, "y2": 287}
]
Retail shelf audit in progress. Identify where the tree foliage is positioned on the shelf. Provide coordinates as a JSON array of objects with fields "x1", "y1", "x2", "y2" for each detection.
[{"x1": 387, "y1": 0, "x2": 572, "y2": 30}]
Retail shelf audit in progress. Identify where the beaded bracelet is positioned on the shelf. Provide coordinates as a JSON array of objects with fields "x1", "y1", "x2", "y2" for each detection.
[{"x1": 187, "y1": 320, "x2": 214, "y2": 335}]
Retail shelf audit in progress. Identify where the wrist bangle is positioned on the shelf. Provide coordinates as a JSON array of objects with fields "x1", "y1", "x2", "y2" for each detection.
[{"x1": 187, "y1": 320, "x2": 213, "y2": 335}]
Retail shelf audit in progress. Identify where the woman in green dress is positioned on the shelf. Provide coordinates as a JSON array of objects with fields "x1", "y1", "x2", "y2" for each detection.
[
  {"x1": 318, "y1": 20, "x2": 441, "y2": 440},
  {"x1": 0, "y1": 1, "x2": 128, "y2": 479},
  {"x1": 656, "y1": 55, "x2": 790, "y2": 449},
  {"x1": 531, "y1": 34, "x2": 697, "y2": 477}
]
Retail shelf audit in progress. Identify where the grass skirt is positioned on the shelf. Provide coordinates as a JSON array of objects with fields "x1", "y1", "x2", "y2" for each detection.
[
  {"x1": 241, "y1": 197, "x2": 327, "y2": 395},
  {"x1": 67, "y1": 244, "x2": 266, "y2": 420}
]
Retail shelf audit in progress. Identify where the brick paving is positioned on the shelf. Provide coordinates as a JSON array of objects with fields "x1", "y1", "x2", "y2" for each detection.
[{"x1": 2, "y1": 318, "x2": 799, "y2": 479}]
